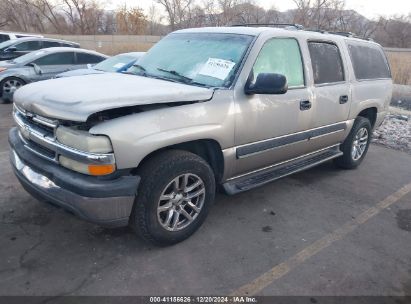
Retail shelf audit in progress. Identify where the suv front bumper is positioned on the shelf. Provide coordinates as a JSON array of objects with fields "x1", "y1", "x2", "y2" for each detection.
[{"x1": 9, "y1": 127, "x2": 140, "y2": 227}]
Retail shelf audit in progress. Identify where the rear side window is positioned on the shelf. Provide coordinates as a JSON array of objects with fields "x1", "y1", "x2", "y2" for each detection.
[
  {"x1": 252, "y1": 38, "x2": 305, "y2": 88},
  {"x1": 76, "y1": 52, "x2": 104, "y2": 64},
  {"x1": 61, "y1": 43, "x2": 77, "y2": 48},
  {"x1": 0, "y1": 34, "x2": 9, "y2": 43},
  {"x1": 34, "y1": 52, "x2": 75, "y2": 65},
  {"x1": 43, "y1": 41, "x2": 61, "y2": 48},
  {"x1": 348, "y1": 44, "x2": 391, "y2": 80},
  {"x1": 15, "y1": 41, "x2": 42, "y2": 51},
  {"x1": 308, "y1": 42, "x2": 345, "y2": 85}
]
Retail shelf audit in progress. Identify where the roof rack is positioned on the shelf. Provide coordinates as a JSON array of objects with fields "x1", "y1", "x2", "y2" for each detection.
[
  {"x1": 329, "y1": 31, "x2": 357, "y2": 38},
  {"x1": 231, "y1": 23, "x2": 304, "y2": 30},
  {"x1": 229, "y1": 24, "x2": 374, "y2": 42}
]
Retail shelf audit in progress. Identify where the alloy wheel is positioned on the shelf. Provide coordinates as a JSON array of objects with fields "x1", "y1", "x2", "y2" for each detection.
[
  {"x1": 157, "y1": 173, "x2": 205, "y2": 232},
  {"x1": 3, "y1": 79, "x2": 23, "y2": 94},
  {"x1": 351, "y1": 127, "x2": 369, "y2": 161}
]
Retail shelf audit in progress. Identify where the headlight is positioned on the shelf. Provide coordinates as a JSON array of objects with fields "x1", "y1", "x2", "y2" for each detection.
[
  {"x1": 56, "y1": 126, "x2": 113, "y2": 153},
  {"x1": 59, "y1": 156, "x2": 115, "y2": 176}
]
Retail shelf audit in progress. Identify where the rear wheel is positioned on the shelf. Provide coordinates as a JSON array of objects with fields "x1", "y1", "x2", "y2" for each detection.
[
  {"x1": 1, "y1": 77, "x2": 25, "y2": 103},
  {"x1": 334, "y1": 116, "x2": 372, "y2": 169},
  {"x1": 130, "y1": 150, "x2": 216, "y2": 246}
]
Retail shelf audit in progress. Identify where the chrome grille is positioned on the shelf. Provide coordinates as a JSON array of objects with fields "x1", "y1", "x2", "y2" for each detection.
[
  {"x1": 12, "y1": 104, "x2": 116, "y2": 166},
  {"x1": 14, "y1": 104, "x2": 59, "y2": 162}
]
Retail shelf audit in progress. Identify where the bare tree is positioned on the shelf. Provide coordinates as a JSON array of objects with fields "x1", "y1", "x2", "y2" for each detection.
[
  {"x1": 157, "y1": 0, "x2": 194, "y2": 30},
  {"x1": 116, "y1": 5, "x2": 147, "y2": 35}
]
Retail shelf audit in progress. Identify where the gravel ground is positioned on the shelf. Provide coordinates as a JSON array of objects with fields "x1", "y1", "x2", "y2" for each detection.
[
  {"x1": 392, "y1": 84, "x2": 411, "y2": 110},
  {"x1": 373, "y1": 108, "x2": 411, "y2": 154}
]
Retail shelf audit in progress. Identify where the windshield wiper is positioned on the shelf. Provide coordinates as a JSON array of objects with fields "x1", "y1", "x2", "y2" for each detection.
[
  {"x1": 157, "y1": 68, "x2": 192, "y2": 83},
  {"x1": 133, "y1": 64, "x2": 146, "y2": 72}
]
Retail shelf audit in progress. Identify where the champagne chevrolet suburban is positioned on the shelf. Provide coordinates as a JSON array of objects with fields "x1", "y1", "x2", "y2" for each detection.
[{"x1": 9, "y1": 25, "x2": 392, "y2": 245}]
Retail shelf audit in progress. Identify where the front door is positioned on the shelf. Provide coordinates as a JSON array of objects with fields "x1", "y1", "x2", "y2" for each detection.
[
  {"x1": 32, "y1": 52, "x2": 76, "y2": 81},
  {"x1": 233, "y1": 38, "x2": 313, "y2": 177}
]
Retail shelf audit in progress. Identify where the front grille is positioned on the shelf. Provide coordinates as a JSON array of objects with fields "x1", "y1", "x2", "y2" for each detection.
[
  {"x1": 27, "y1": 139, "x2": 56, "y2": 159},
  {"x1": 14, "y1": 105, "x2": 59, "y2": 162},
  {"x1": 29, "y1": 118, "x2": 55, "y2": 136}
]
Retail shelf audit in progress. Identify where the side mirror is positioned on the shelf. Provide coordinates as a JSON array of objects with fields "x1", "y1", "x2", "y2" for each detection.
[
  {"x1": 245, "y1": 73, "x2": 288, "y2": 95},
  {"x1": 5, "y1": 46, "x2": 17, "y2": 53},
  {"x1": 27, "y1": 63, "x2": 42, "y2": 75}
]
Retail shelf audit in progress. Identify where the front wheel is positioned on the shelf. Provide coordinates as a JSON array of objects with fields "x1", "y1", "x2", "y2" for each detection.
[
  {"x1": 334, "y1": 116, "x2": 372, "y2": 169},
  {"x1": 130, "y1": 150, "x2": 216, "y2": 246},
  {"x1": 1, "y1": 77, "x2": 25, "y2": 103}
]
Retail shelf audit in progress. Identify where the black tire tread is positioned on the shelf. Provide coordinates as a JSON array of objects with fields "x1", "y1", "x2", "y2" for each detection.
[
  {"x1": 130, "y1": 149, "x2": 215, "y2": 246},
  {"x1": 334, "y1": 116, "x2": 371, "y2": 169}
]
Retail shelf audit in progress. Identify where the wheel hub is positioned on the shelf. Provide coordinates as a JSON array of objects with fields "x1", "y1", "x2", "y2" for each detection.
[{"x1": 157, "y1": 173, "x2": 206, "y2": 232}]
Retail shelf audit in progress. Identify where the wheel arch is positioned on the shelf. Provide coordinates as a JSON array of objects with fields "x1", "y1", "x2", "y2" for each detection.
[
  {"x1": 357, "y1": 107, "x2": 377, "y2": 128},
  {"x1": 131, "y1": 139, "x2": 225, "y2": 183}
]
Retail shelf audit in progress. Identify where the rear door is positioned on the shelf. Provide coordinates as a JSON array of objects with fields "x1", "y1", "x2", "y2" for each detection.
[
  {"x1": 307, "y1": 40, "x2": 351, "y2": 149},
  {"x1": 75, "y1": 52, "x2": 105, "y2": 69},
  {"x1": 32, "y1": 52, "x2": 76, "y2": 80},
  {"x1": 13, "y1": 40, "x2": 42, "y2": 57}
]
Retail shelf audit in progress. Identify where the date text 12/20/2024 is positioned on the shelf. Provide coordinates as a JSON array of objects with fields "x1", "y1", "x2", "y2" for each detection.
[{"x1": 149, "y1": 297, "x2": 257, "y2": 303}]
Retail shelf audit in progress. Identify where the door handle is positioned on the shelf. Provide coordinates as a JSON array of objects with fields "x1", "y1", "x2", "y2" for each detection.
[
  {"x1": 300, "y1": 100, "x2": 312, "y2": 111},
  {"x1": 340, "y1": 95, "x2": 349, "y2": 104}
]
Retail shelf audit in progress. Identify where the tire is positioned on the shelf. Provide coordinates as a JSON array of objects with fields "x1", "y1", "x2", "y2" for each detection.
[
  {"x1": 334, "y1": 116, "x2": 372, "y2": 169},
  {"x1": 0, "y1": 77, "x2": 25, "y2": 103},
  {"x1": 130, "y1": 150, "x2": 216, "y2": 246}
]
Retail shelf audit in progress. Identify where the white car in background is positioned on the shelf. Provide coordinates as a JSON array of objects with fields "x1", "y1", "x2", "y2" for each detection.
[{"x1": 0, "y1": 32, "x2": 43, "y2": 43}]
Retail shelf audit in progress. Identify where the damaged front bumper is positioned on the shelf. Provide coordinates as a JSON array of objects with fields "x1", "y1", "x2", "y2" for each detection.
[{"x1": 9, "y1": 127, "x2": 140, "y2": 227}]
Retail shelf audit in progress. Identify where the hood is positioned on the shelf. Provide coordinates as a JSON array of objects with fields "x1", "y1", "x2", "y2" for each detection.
[
  {"x1": 14, "y1": 73, "x2": 214, "y2": 122},
  {"x1": 56, "y1": 68, "x2": 104, "y2": 78},
  {"x1": 0, "y1": 60, "x2": 17, "y2": 68}
]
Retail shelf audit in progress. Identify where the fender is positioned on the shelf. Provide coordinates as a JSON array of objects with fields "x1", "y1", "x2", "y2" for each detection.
[{"x1": 90, "y1": 92, "x2": 235, "y2": 170}]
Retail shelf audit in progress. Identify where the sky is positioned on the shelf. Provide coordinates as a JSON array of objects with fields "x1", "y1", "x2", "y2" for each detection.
[{"x1": 108, "y1": 0, "x2": 411, "y2": 20}]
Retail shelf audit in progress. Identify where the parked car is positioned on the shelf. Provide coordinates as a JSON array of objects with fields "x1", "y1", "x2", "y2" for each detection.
[
  {"x1": 0, "y1": 32, "x2": 43, "y2": 43},
  {"x1": 9, "y1": 26, "x2": 392, "y2": 245},
  {"x1": 0, "y1": 47, "x2": 107, "y2": 102},
  {"x1": 0, "y1": 37, "x2": 80, "y2": 61},
  {"x1": 55, "y1": 52, "x2": 145, "y2": 78}
]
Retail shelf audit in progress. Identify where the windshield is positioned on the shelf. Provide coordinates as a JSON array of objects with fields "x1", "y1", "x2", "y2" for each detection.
[
  {"x1": 0, "y1": 40, "x2": 17, "y2": 51},
  {"x1": 127, "y1": 33, "x2": 254, "y2": 88},
  {"x1": 94, "y1": 54, "x2": 137, "y2": 72},
  {"x1": 12, "y1": 50, "x2": 47, "y2": 64}
]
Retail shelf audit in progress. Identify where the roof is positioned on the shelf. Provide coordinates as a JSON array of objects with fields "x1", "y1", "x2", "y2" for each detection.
[
  {"x1": 175, "y1": 26, "x2": 381, "y2": 47},
  {"x1": 4, "y1": 36, "x2": 78, "y2": 45},
  {"x1": 39, "y1": 47, "x2": 107, "y2": 57}
]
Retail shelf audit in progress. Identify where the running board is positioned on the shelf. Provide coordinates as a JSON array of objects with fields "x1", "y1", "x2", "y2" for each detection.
[{"x1": 223, "y1": 146, "x2": 343, "y2": 195}]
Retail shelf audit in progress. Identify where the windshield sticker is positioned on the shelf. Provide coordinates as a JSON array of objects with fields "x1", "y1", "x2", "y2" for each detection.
[
  {"x1": 113, "y1": 63, "x2": 125, "y2": 68},
  {"x1": 198, "y1": 58, "x2": 235, "y2": 80}
]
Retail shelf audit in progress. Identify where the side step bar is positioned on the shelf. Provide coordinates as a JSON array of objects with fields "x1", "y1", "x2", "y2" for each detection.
[{"x1": 223, "y1": 145, "x2": 343, "y2": 195}]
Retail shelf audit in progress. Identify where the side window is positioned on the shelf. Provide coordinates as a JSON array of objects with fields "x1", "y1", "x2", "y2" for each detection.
[
  {"x1": 0, "y1": 34, "x2": 9, "y2": 43},
  {"x1": 43, "y1": 41, "x2": 61, "y2": 48},
  {"x1": 76, "y1": 53, "x2": 104, "y2": 64},
  {"x1": 33, "y1": 52, "x2": 75, "y2": 65},
  {"x1": 308, "y1": 42, "x2": 345, "y2": 85},
  {"x1": 60, "y1": 43, "x2": 75, "y2": 48},
  {"x1": 348, "y1": 44, "x2": 391, "y2": 80},
  {"x1": 252, "y1": 38, "x2": 305, "y2": 88},
  {"x1": 15, "y1": 41, "x2": 42, "y2": 51}
]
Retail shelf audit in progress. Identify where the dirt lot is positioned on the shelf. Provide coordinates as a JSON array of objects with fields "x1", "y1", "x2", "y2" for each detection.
[{"x1": 0, "y1": 102, "x2": 411, "y2": 298}]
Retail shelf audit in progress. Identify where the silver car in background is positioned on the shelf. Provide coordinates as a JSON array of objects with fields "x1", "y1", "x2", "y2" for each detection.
[
  {"x1": 55, "y1": 52, "x2": 145, "y2": 78},
  {"x1": 0, "y1": 47, "x2": 107, "y2": 102}
]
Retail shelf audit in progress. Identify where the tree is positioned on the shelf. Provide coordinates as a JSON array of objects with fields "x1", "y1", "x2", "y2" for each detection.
[
  {"x1": 116, "y1": 5, "x2": 147, "y2": 35},
  {"x1": 157, "y1": 0, "x2": 194, "y2": 30}
]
